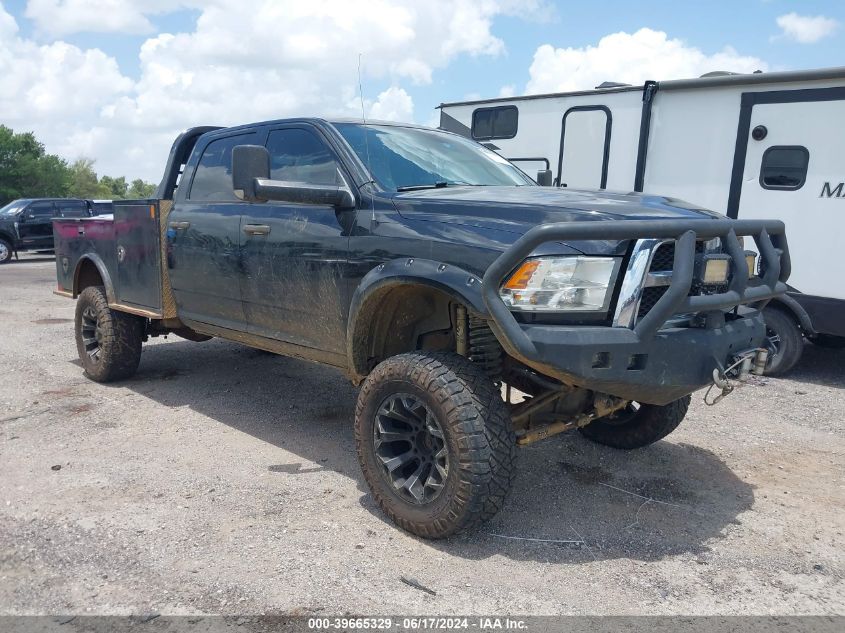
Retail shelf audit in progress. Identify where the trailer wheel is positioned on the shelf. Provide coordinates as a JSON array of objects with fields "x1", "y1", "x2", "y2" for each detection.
[
  {"x1": 579, "y1": 396, "x2": 690, "y2": 450},
  {"x1": 762, "y1": 306, "x2": 803, "y2": 376},
  {"x1": 0, "y1": 238, "x2": 12, "y2": 264},
  {"x1": 355, "y1": 351, "x2": 516, "y2": 538},
  {"x1": 75, "y1": 286, "x2": 144, "y2": 382}
]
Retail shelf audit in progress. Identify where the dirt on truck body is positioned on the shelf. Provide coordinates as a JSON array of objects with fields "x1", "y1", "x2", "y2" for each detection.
[{"x1": 52, "y1": 118, "x2": 790, "y2": 538}]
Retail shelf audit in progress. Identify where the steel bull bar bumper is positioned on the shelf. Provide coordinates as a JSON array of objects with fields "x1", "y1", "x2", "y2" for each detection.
[{"x1": 481, "y1": 219, "x2": 790, "y2": 405}]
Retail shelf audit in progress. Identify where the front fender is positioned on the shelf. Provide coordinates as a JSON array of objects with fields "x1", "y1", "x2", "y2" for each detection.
[
  {"x1": 346, "y1": 258, "x2": 490, "y2": 378},
  {"x1": 74, "y1": 253, "x2": 117, "y2": 304}
]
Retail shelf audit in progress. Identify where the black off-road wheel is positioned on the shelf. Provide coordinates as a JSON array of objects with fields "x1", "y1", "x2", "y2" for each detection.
[
  {"x1": 75, "y1": 286, "x2": 144, "y2": 382},
  {"x1": 355, "y1": 351, "x2": 517, "y2": 538},
  {"x1": 579, "y1": 396, "x2": 691, "y2": 450},
  {"x1": 762, "y1": 306, "x2": 803, "y2": 376},
  {"x1": 0, "y1": 238, "x2": 12, "y2": 264}
]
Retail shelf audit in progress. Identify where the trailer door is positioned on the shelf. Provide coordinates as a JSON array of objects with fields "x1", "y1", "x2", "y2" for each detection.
[
  {"x1": 557, "y1": 106, "x2": 611, "y2": 189},
  {"x1": 734, "y1": 97, "x2": 844, "y2": 302}
]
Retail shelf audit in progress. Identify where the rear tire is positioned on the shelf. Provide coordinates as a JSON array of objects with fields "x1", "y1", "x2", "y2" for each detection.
[
  {"x1": 579, "y1": 396, "x2": 690, "y2": 450},
  {"x1": 75, "y1": 286, "x2": 144, "y2": 382},
  {"x1": 762, "y1": 306, "x2": 803, "y2": 376},
  {"x1": 0, "y1": 238, "x2": 12, "y2": 264},
  {"x1": 355, "y1": 351, "x2": 517, "y2": 538}
]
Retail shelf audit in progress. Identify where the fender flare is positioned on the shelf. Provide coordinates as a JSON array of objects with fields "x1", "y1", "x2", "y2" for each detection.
[
  {"x1": 764, "y1": 293, "x2": 815, "y2": 336},
  {"x1": 73, "y1": 253, "x2": 117, "y2": 304},
  {"x1": 346, "y1": 258, "x2": 489, "y2": 378}
]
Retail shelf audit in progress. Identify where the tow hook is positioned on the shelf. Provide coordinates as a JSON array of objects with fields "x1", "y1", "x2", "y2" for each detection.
[{"x1": 705, "y1": 348, "x2": 768, "y2": 406}]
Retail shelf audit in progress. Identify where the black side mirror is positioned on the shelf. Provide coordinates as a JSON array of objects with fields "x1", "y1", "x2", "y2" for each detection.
[
  {"x1": 232, "y1": 145, "x2": 270, "y2": 202},
  {"x1": 536, "y1": 169, "x2": 553, "y2": 187},
  {"x1": 232, "y1": 144, "x2": 356, "y2": 209}
]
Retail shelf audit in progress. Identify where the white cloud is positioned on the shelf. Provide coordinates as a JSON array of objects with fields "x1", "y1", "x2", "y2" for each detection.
[
  {"x1": 367, "y1": 87, "x2": 414, "y2": 122},
  {"x1": 775, "y1": 12, "x2": 839, "y2": 44},
  {"x1": 526, "y1": 28, "x2": 768, "y2": 94},
  {"x1": 3, "y1": 0, "x2": 545, "y2": 181},
  {"x1": 25, "y1": 0, "x2": 160, "y2": 36}
]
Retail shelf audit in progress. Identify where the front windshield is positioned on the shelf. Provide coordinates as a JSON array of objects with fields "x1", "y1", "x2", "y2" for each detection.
[
  {"x1": 0, "y1": 201, "x2": 26, "y2": 216},
  {"x1": 333, "y1": 123, "x2": 533, "y2": 191}
]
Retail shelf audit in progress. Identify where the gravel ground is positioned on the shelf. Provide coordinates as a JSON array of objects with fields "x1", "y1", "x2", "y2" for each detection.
[{"x1": 1, "y1": 255, "x2": 843, "y2": 616}]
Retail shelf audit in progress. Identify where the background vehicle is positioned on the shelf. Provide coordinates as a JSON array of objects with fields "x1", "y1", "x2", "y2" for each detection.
[
  {"x1": 0, "y1": 198, "x2": 91, "y2": 263},
  {"x1": 87, "y1": 199, "x2": 114, "y2": 216},
  {"x1": 438, "y1": 66, "x2": 845, "y2": 374},
  {"x1": 53, "y1": 119, "x2": 788, "y2": 538}
]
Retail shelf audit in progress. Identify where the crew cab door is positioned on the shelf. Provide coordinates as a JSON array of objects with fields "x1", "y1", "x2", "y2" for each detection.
[
  {"x1": 17, "y1": 201, "x2": 56, "y2": 249},
  {"x1": 239, "y1": 125, "x2": 351, "y2": 355},
  {"x1": 168, "y1": 131, "x2": 258, "y2": 330}
]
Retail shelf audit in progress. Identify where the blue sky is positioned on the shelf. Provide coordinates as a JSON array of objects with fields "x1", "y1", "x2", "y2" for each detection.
[{"x1": 1, "y1": 0, "x2": 843, "y2": 180}]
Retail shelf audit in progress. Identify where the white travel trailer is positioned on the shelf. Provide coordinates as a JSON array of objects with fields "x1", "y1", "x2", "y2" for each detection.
[{"x1": 438, "y1": 67, "x2": 845, "y2": 374}]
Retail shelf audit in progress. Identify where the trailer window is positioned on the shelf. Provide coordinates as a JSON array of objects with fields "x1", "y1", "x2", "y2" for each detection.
[
  {"x1": 760, "y1": 146, "x2": 809, "y2": 191},
  {"x1": 471, "y1": 106, "x2": 518, "y2": 140},
  {"x1": 189, "y1": 134, "x2": 253, "y2": 201}
]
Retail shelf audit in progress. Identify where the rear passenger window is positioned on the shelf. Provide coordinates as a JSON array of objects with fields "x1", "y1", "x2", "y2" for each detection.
[
  {"x1": 471, "y1": 106, "x2": 518, "y2": 140},
  {"x1": 26, "y1": 202, "x2": 55, "y2": 218},
  {"x1": 190, "y1": 134, "x2": 253, "y2": 201},
  {"x1": 760, "y1": 146, "x2": 809, "y2": 191},
  {"x1": 265, "y1": 128, "x2": 339, "y2": 185}
]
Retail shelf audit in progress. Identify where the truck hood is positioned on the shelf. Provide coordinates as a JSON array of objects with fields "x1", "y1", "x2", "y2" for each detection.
[{"x1": 390, "y1": 186, "x2": 721, "y2": 255}]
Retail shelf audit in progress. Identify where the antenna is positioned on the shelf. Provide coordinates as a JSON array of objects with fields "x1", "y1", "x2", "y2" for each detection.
[{"x1": 358, "y1": 53, "x2": 376, "y2": 223}]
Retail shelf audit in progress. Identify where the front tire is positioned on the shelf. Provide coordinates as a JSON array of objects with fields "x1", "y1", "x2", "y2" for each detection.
[
  {"x1": 0, "y1": 238, "x2": 12, "y2": 264},
  {"x1": 762, "y1": 306, "x2": 803, "y2": 376},
  {"x1": 579, "y1": 396, "x2": 690, "y2": 450},
  {"x1": 75, "y1": 286, "x2": 144, "y2": 382},
  {"x1": 355, "y1": 351, "x2": 517, "y2": 538}
]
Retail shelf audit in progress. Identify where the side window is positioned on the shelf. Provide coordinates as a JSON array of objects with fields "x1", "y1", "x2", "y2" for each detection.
[
  {"x1": 189, "y1": 134, "x2": 252, "y2": 201},
  {"x1": 26, "y1": 202, "x2": 56, "y2": 219},
  {"x1": 471, "y1": 106, "x2": 518, "y2": 140},
  {"x1": 265, "y1": 128, "x2": 339, "y2": 186},
  {"x1": 760, "y1": 146, "x2": 809, "y2": 191},
  {"x1": 56, "y1": 200, "x2": 88, "y2": 218}
]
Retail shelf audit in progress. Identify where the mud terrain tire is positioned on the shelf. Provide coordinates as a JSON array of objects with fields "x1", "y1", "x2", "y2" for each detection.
[
  {"x1": 75, "y1": 286, "x2": 144, "y2": 382},
  {"x1": 355, "y1": 351, "x2": 516, "y2": 538},
  {"x1": 579, "y1": 396, "x2": 691, "y2": 450}
]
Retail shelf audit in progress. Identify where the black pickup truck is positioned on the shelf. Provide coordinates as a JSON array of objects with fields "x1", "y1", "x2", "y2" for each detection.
[
  {"x1": 0, "y1": 198, "x2": 93, "y2": 263},
  {"x1": 53, "y1": 119, "x2": 789, "y2": 537}
]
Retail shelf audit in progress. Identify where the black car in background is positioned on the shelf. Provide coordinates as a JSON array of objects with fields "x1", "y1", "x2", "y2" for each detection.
[
  {"x1": 87, "y1": 200, "x2": 114, "y2": 216},
  {"x1": 0, "y1": 198, "x2": 92, "y2": 263}
]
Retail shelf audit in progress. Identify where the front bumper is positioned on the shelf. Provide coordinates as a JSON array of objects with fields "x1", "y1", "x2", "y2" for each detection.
[
  {"x1": 482, "y1": 218, "x2": 790, "y2": 405},
  {"x1": 507, "y1": 310, "x2": 765, "y2": 404}
]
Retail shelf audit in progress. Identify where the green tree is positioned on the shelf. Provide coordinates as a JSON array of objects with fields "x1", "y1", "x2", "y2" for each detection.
[
  {"x1": 67, "y1": 157, "x2": 110, "y2": 199},
  {"x1": 0, "y1": 125, "x2": 70, "y2": 205},
  {"x1": 127, "y1": 179, "x2": 157, "y2": 198},
  {"x1": 100, "y1": 175, "x2": 128, "y2": 199}
]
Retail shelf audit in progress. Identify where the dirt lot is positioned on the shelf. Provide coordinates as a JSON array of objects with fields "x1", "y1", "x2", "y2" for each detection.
[{"x1": 1, "y1": 256, "x2": 843, "y2": 616}]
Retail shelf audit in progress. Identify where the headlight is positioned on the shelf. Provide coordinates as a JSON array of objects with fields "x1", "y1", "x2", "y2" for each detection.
[{"x1": 499, "y1": 256, "x2": 619, "y2": 312}]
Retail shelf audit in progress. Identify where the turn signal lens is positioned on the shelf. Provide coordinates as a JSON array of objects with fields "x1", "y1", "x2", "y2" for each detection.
[{"x1": 503, "y1": 260, "x2": 541, "y2": 290}]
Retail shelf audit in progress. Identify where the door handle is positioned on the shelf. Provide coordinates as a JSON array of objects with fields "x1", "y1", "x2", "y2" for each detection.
[
  {"x1": 169, "y1": 221, "x2": 190, "y2": 230},
  {"x1": 243, "y1": 224, "x2": 271, "y2": 236}
]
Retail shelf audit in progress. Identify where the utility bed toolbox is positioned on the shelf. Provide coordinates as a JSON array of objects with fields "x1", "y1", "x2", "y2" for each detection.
[{"x1": 53, "y1": 200, "x2": 176, "y2": 319}]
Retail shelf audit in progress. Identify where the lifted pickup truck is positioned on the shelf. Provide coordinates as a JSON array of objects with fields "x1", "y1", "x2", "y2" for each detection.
[{"x1": 53, "y1": 119, "x2": 789, "y2": 538}]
